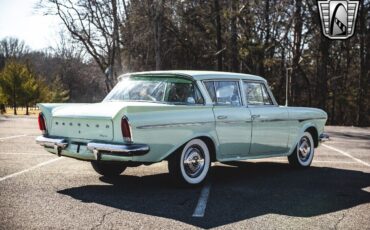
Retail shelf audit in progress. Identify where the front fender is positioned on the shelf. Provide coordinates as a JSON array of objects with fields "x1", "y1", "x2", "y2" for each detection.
[{"x1": 287, "y1": 121, "x2": 319, "y2": 156}]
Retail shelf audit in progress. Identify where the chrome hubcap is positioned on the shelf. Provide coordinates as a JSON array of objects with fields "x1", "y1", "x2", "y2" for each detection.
[
  {"x1": 298, "y1": 136, "x2": 311, "y2": 162},
  {"x1": 183, "y1": 145, "x2": 205, "y2": 178}
]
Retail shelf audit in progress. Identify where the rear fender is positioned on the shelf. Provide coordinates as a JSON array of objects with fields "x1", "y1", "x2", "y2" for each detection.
[{"x1": 37, "y1": 103, "x2": 66, "y2": 132}]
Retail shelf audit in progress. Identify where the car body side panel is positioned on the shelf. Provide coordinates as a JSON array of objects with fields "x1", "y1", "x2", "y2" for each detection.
[
  {"x1": 212, "y1": 106, "x2": 252, "y2": 158},
  {"x1": 123, "y1": 105, "x2": 217, "y2": 162},
  {"x1": 216, "y1": 107, "x2": 327, "y2": 162},
  {"x1": 248, "y1": 106, "x2": 290, "y2": 156}
]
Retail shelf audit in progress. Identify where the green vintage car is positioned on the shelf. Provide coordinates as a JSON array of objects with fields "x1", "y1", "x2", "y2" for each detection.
[{"x1": 36, "y1": 70, "x2": 327, "y2": 185}]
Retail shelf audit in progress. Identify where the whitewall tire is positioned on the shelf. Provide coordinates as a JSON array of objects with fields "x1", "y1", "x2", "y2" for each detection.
[
  {"x1": 288, "y1": 132, "x2": 315, "y2": 167},
  {"x1": 168, "y1": 138, "x2": 211, "y2": 186}
]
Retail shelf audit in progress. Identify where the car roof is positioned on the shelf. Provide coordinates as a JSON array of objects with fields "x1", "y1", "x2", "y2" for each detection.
[{"x1": 125, "y1": 70, "x2": 267, "y2": 82}]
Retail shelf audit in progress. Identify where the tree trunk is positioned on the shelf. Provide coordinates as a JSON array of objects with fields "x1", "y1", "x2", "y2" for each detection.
[
  {"x1": 214, "y1": 0, "x2": 223, "y2": 70},
  {"x1": 357, "y1": 0, "x2": 369, "y2": 126},
  {"x1": 111, "y1": 0, "x2": 122, "y2": 79},
  {"x1": 154, "y1": 0, "x2": 164, "y2": 70},
  {"x1": 230, "y1": 0, "x2": 238, "y2": 72},
  {"x1": 13, "y1": 78, "x2": 16, "y2": 115},
  {"x1": 26, "y1": 103, "x2": 29, "y2": 115},
  {"x1": 317, "y1": 35, "x2": 329, "y2": 111},
  {"x1": 291, "y1": 0, "x2": 303, "y2": 105},
  {"x1": 122, "y1": 0, "x2": 132, "y2": 70},
  {"x1": 257, "y1": 0, "x2": 271, "y2": 77}
]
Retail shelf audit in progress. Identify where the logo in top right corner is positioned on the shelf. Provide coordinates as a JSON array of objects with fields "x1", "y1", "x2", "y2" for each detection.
[{"x1": 317, "y1": 0, "x2": 359, "y2": 39}]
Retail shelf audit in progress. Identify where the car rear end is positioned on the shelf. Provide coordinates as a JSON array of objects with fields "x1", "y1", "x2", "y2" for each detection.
[{"x1": 36, "y1": 103, "x2": 149, "y2": 162}]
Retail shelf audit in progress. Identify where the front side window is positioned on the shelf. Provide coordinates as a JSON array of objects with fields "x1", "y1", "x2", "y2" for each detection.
[
  {"x1": 104, "y1": 76, "x2": 204, "y2": 104},
  {"x1": 244, "y1": 82, "x2": 273, "y2": 105},
  {"x1": 203, "y1": 81, "x2": 241, "y2": 106}
]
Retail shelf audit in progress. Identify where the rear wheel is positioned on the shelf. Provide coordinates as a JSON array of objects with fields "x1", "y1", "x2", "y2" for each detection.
[
  {"x1": 91, "y1": 161, "x2": 127, "y2": 177},
  {"x1": 288, "y1": 132, "x2": 315, "y2": 167},
  {"x1": 168, "y1": 139, "x2": 211, "y2": 186}
]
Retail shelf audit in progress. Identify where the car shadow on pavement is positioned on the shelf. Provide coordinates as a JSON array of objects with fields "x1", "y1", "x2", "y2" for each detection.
[{"x1": 58, "y1": 162, "x2": 370, "y2": 229}]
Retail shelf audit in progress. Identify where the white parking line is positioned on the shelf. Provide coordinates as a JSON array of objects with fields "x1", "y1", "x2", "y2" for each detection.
[
  {"x1": 0, "y1": 157, "x2": 63, "y2": 182},
  {"x1": 250, "y1": 159, "x2": 358, "y2": 164},
  {"x1": 322, "y1": 144, "x2": 370, "y2": 167},
  {"x1": 0, "y1": 134, "x2": 27, "y2": 141},
  {"x1": 0, "y1": 153, "x2": 51, "y2": 156},
  {"x1": 192, "y1": 182, "x2": 211, "y2": 217}
]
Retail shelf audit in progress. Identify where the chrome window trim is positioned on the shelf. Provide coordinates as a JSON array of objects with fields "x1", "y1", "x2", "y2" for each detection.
[{"x1": 201, "y1": 79, "x2": 243, "y2": 107}]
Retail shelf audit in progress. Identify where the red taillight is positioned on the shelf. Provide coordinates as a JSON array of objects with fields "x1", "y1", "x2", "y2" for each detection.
[
  {"x1": 121, "y1": 116, "x2": 132, "y2": 142},
  {"x1": 38, "y1": 112, "x2": 46, "y2": 133}
]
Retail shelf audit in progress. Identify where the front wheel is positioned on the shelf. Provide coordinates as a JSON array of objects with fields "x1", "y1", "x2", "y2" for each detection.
[
  {"x1": 168, "y1": 139, "x2": 211, "y2": 186},
  {"x1": 91, "y1": 161, "x2": 127, "y2": 177},
  {"x1": 288, "y1": 131, "x2": 315, "y2": 167}
]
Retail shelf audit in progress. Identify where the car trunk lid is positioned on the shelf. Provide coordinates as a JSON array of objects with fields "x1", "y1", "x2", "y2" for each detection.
[
  {"x1": 48, "y1": 103, "x2": 120, "y2": 141},
  {"x1": 50, "y1": 117, "x2": 113, "y2": 141}
]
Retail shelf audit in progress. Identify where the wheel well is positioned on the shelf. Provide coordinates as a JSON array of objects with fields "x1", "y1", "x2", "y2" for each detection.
[
  {"x1": 198, "y1": 136, "x2": 217, "y2": 162},
  {"x1": 305, "y1": 126, "x2": 318, "y2": 147},
  {"x1": 164, "y1": 136, "x2": 217, "y2": 162}
]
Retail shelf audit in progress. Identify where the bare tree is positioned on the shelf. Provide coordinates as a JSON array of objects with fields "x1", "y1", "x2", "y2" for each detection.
[
  {"x1": 0, "y1": 37, "x2": 29, "y2": 59},
  {"x1": 39, "y1": 0, "x2": 125, "y2": 92},
  {"x1": 214, "y1": 0, "x2": 223, "y2": 70},
  {"x1": 230, "y1": 0, "x2": 238, "y2": 72},
  {"x1": 151, "y1": 0, "x2": 164, "y2": 70}
]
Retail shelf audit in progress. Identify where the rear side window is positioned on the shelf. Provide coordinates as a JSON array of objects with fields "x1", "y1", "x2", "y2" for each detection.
[
  {"x1": 167, "y1": 82, "x2": 204, "y2": 104},
  {"x1": 203, "y1": 81, "x2": 241, "y2": 106},
  {"x1": 105, "y1": 76, "x2": 204, "y2": 105},
  {"x1": 244, "y1": 82, "x2": 273, "y2": 105}
]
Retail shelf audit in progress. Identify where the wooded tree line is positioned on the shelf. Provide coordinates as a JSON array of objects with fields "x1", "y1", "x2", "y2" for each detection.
[{"x1": 21, "y1": 0, "x2": 370, "y2": 126}]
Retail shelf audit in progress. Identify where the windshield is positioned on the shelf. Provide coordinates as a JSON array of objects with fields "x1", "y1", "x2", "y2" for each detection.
[{"x1": 103, "y1": 76, "x2": 204, "y2": 104}]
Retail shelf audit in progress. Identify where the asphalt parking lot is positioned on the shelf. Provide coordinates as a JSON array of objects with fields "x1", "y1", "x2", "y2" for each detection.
[{"x1": 0, "y1": 116, "x2": 369, "y2": 229}]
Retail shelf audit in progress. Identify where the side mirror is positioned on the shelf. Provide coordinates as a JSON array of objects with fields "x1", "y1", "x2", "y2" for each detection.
[{"x1": 187, "y1": 97, "x2": 195, "y2": 104}]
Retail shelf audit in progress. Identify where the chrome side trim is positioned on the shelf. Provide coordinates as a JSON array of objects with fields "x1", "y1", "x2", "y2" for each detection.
[
  {"x1": 252, "y1": 117, "x2": 327, "y2": 123},
  {"x1": 136, "y1": 121, "x2": 214, "y2": 129},
  {"x1": 218, "y1": 120, "x2": 252, "y2": 124},
  {"x1": 255, "y1": 118, "x2": 291, "y2": 122},
  {"x1": 36, "y1": 135, "x2": 68, "y2": 149},
  {"x1": 298, "y1": 117, "x2": 327, "y2": 122}
]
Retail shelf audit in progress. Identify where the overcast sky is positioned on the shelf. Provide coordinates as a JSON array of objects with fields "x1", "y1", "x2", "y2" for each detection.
[{"x1": 0, "y1": 0, "x2": 60, "y2": 50}]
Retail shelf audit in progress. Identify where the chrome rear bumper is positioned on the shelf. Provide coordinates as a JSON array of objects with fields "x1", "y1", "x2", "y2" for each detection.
[
  {"x1": 87, "y1": 142, "x2": 150, "y2": 158},
  {"x1": 36, "y1": 136, "x2": 68, "y2": 149},
  {"x1": 36, "y1": 135, "x2": 150, "y2": 160}
]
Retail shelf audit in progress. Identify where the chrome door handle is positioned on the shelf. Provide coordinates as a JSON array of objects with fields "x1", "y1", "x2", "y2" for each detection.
[
  {"x1": 217, "y1": 115, "x2": 228, "y2": 120},
  {"x1": 251, "y1": 115, "x2": 260, "y2": 120}
]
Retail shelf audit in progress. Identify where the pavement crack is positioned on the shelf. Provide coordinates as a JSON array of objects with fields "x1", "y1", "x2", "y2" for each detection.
[
  {"x1": 334, "y1": 211, "x2": 347, "y2": 230},
  {"x1": 91, "y1": 210, "x2": 118, "y2": 230}
]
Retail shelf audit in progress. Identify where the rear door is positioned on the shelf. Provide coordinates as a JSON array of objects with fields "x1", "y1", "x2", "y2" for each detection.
[
  {"x1": 243, "y1": 81, "x2": 289, "y2": 156},
  {"x1": 203, "y1": 80, "x2": 252, "y2": 158}
]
